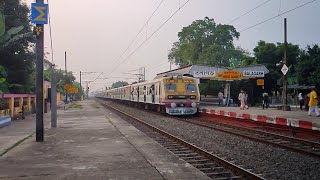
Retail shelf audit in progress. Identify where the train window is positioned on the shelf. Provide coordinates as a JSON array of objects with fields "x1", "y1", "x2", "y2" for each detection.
[
  {"x1": 186, "y1": 84, "x2": 196, "y2": 92},
  {"x1": 166, "y1": 84, "x2": 176, "y2": 91}
]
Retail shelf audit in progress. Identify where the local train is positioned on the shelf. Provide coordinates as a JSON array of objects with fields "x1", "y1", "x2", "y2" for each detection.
[{"x1": 96, "y1": 74, "x2": 200, "y2": 115}]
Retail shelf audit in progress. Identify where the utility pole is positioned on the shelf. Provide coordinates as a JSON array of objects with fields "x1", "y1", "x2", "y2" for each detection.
[
  {"x1": 282, "y1": 18, "x2": 289, "y2": 111},
  {"x1": 35, "y1": 0, "x2": 45, "y2": 142},
  {"x1": 80, "y1": 71, "x2": 82, "y2": 100},
  {"x1": 143, "y1": 67, "x2": 146, "y2": 81},
  {"x1": 86, "y1": 82, "x2": 89, "y2": 99},
  {"x1": 51, "y1": 64, "x2": 57, "y2": 127},
  {"x1": 64, "y1": 51, "x2": 68, "y2": 104}
]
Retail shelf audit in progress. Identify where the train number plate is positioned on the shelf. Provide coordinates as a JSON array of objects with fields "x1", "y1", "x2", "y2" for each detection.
[{"x1": 167, "y1": 108, "x2": 196, "y2": 115}]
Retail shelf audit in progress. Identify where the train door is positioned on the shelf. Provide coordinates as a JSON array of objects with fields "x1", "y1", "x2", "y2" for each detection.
[
  {"x1": 150, "y1": 84, "x2": 155, "y2": 103},
  {"x1": 143, "y1": 86, "x2": 146, "y2": 102},
  {"x1": 137, "y1": 87, "x2": 139, "y2": 102}
]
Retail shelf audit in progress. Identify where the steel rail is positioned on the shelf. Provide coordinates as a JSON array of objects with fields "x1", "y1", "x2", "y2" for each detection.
[
  {"x1": 178, "y1": 117, "x2": 320, "y2": 158},
  {"x1": 99, "y1": 101, "x2": 264, "y2": 180}
]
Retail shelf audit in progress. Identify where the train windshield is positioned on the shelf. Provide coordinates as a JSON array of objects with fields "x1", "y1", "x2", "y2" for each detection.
[
  {"x1": 166, "y1": 84, "x2": 176, "y2": 91},
  {"x1": 186, "y1": 84, "x2": 196, "y2": 93}
]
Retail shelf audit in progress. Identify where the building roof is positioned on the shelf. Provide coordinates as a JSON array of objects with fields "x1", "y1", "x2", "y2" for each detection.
[{"x1": 154, "y1": 64, "x2": 269, "y2": 79}]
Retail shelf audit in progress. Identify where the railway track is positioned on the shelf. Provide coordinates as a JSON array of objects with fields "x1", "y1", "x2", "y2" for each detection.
[
  {"x1": 180, "y1": 116, "x2": 320, "y2": 159},
  {"x1": 98, "y1": 100, "x2": 264, "y2": 180}
]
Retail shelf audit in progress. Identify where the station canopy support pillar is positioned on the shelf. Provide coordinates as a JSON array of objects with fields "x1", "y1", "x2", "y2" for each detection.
[{"x1": 224, "y1": 82, "x2": 231, "y2": 106}]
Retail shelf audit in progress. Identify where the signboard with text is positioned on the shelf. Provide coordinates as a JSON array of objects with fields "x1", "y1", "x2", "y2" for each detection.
[
  {"x1": 193, "y1": 71, "x2": 215, "y2": 78},
  {"x1": 256, "y1": 79, "x2": 264, "y2": 86},
  {"x1": 216, "y1": 70, "x2": 242, "y2": 80},
  {"x1": 243, "y1": 71, "x2": 265, "y2": 77}
]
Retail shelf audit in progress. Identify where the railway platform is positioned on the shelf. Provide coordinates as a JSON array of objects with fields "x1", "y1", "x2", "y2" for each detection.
[
  {"x1": 200, "y1": 104, "x2": 320, "y2": 131},
  {"x1": 0, "y1": 100, "x2": 209, "y2": 179}
]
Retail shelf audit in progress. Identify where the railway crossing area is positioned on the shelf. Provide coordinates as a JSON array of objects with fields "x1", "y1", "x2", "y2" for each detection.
[{"x1": 0, "y1": 100, "x2": 209, "y2": 179}]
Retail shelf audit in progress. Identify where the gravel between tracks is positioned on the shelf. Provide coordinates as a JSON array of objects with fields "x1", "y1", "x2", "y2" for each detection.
[{"x1": 106, "y1": 101, "x2": 320, "y2": 180}]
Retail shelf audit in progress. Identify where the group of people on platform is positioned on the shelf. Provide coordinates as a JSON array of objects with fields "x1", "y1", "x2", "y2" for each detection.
[
  {"x1": 216, "y1": 87, "x2": 319, "y2": 117},
  {"x1": 237, "y1": 87, "x2": 319, "y2": 117},
  {"x1": 238, "y1": 90, "x2": 249, "y2": 110},
  {"x1": 298, "y1": 88, "x2": 319, "y2": 117}
]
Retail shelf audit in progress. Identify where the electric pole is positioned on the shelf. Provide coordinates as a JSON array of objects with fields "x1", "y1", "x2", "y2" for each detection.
[
  {"x1": 80, "y1": 71, "x2": 82, "y2": 100},
  {"x1": 64, "y1": 51, "x2": 68, "y2": 104},
  {"x1": 282, "y1": 18, "x2": 289, "y2": 111},
  {"x1": 35, "y1": 0, "x2": 45, "y2": 142},
  {"x1": 51, "y1": 64, "x2": 57, "y2": 127}
]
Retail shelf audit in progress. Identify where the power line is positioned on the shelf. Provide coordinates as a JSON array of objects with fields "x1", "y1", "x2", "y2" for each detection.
[
  {"x1": 92, "y1": 72, "x2": 103, "y2": 82},
  {"x1": 240, "y1": 0, "x2": 317, "y2": 32},
  {"x1": 228, "y1": 0, "x2": 272, "y2": 24},
  {"x1": 110, "y1": 0, "x2": 165, "y2": 73},
  {"x1": 47, "y1": 0, "x2": 54, "y2": 64},
  {"x1": 106, "y1": 0, "x2": 191, "y2": 78}
]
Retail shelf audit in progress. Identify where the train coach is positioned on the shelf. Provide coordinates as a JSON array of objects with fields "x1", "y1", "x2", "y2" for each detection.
[{"x1": 97, "y1": 74, "x2": 200, "y2": 115}]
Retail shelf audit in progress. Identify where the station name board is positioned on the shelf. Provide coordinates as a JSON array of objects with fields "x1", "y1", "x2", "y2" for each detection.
[
  {"x1": 216, "y1": 70, "x2": 242, "y2": 80},
  {"x1": 193, "y1": 71, "x2": 215, "y2": 78},
  {"x1": 243, "y1": 71, "x2": 264, "y2": 77}
]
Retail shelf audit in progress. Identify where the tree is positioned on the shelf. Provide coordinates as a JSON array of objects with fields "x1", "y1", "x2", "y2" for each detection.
[
  {"x1": 169, "y1": 17, "x2": 241, "y2": 67},
  {"x1": 112, "y1": 81, "x2": 128, "y2": 88},
  {"x1": 0, "y1": 0, "x2": 35, "y2": 93},
  {"x1": 253, "y1": 40, "x2": 300, "y2": 93},
  {"x1": 296, "y1": 45, "x2": 320, "y2": 89}
]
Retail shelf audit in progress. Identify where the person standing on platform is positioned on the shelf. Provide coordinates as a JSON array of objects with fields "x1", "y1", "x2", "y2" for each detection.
[
  {"x1": 298, "y1": 92, "x2": 304, "y2": 110},
  {"x1": 305, "y1": 93, "x2": 310, "y2": 111},
  {"x1": 238, "y1": 90, "x2": 245, "y2": 110},
  {"x1": 244, "y1": 91, "x2": 249, "y2": 109},
  {"x1": 218, "y1": 91, "x2": 224, "y2": 106},
  {"x1": 308, "y1": 88, "x2": 320, "y2": 117},
  {"x1": 262, "y1": 92, "x2": 269, "y2": 109}
]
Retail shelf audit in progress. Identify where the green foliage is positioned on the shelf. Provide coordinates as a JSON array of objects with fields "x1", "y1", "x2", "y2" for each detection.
[
  {"x1": 169, "y1": 17, "x2": 241, "y2": 67},
  {"x1": 198, "y1": 80, "x2": 224, "y2": 96},
  {"x1": 296, "y1": 45, "x2": 320, "y2": 89},
  {"x1": 0, "y1": 0, "x2": 35, "y2": 93},
  {"x1": 253, "y1": 40, "x2": 300, "y2": 93},
  {"x1": 112, "y1": 81, "x2": 128, "y2": 88},
  {"x1": 0, "y1": 65, "x2": 8, "y2": 93}
]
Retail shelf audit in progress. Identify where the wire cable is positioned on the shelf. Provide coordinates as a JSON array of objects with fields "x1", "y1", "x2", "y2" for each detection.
[
  {"x1": 112, "y1": 0, "x2": 165, "y2": 70},
  {"x1": 228, "y1": 0, "x2": 272, "y2": 24},
  {"x1": 105, "y1": 0, "x2": 191, "y2": 78},
  {"x1": 240, "y1": 0, "x2": 317, "y2": 32},
  {"x1": 47, "y1": 0, "x2": 54, "y2": 64}
]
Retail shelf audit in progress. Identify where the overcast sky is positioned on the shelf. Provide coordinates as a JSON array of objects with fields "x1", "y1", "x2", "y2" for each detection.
[{"x1": 26, "y1": 0, "x2": 320, "y2": 91}]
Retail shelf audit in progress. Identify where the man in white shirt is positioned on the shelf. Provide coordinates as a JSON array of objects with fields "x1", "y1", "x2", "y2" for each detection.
[{"x1": 298, "y1": 92, "x2": 304, "y2": 110}]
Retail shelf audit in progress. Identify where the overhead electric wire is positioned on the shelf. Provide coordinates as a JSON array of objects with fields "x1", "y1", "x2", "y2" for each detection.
[
  {"x1": 110, "y1": 0, "x2": 165, "y2": 72},
  {"x1": 228, "y1": 0, "x2": 272, "y2": 24},
  {"x1": 106, "y1": 0, "x2": 191, "y2": 78},
  {"x1": 240, "y1": 0, "x2": 317, "y2": 32},
  {"x1": 92, "y1": 72, "x2": 103, "y2": 82},
  {"x1": 47, "y1": 0, "x2": 54, "y2": 64}
]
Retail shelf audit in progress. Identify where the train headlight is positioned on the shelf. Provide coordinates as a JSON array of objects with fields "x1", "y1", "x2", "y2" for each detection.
[
  {"x1": 190, "y1": 95, "x2": 196, "y2": 99},
  {"x1": 168, "y1": 95, "x2": 173, "y2": 99},
  {"x1": 191, "y1": 102, "x2": 197, "y2": 108},
  {"x1": 171, "y1": 102, "x2": 176, "y2": 108}
]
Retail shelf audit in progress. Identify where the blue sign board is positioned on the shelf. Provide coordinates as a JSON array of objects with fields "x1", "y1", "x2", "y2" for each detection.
[{"x1": 31, "y1": 3, "x2": 48, "y2": 24}]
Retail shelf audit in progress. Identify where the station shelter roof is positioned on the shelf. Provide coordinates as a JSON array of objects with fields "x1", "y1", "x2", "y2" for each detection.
[{"x1": 154, "y1": 64, "x2": 269, "y2": 81}]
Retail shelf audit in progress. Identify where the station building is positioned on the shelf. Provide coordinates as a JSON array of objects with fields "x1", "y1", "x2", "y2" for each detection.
[{"x1": 155, "y1": 64, "x2": 269, "y2": 105}]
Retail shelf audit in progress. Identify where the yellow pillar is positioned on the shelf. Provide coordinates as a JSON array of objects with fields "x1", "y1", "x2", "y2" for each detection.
[
  {"x1": 27, "y1": 96, "x2": 31, "y2": 112},
  {"x1": 8, "y1": 97, "x2": 14, "y2": 118},
  {"x1": 19, "y1": 97, "x2": 23, "y2": 109}
]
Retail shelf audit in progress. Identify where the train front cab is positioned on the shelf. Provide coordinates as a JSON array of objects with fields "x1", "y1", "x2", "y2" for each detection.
[{"x1": 162, "y1": 75, "x2": 200, "y2": 115}]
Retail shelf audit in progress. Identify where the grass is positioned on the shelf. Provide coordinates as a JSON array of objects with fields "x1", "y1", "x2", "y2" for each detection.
[
  {"x1": 68, "y1": 102, "x2": 83, "y2": 109},
  {"x1": 0, "y1": 134, "x2": 33, "y2": 157},
  {"x1": 91, "y1": 103, "x2": 100, "y2": 109}
]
